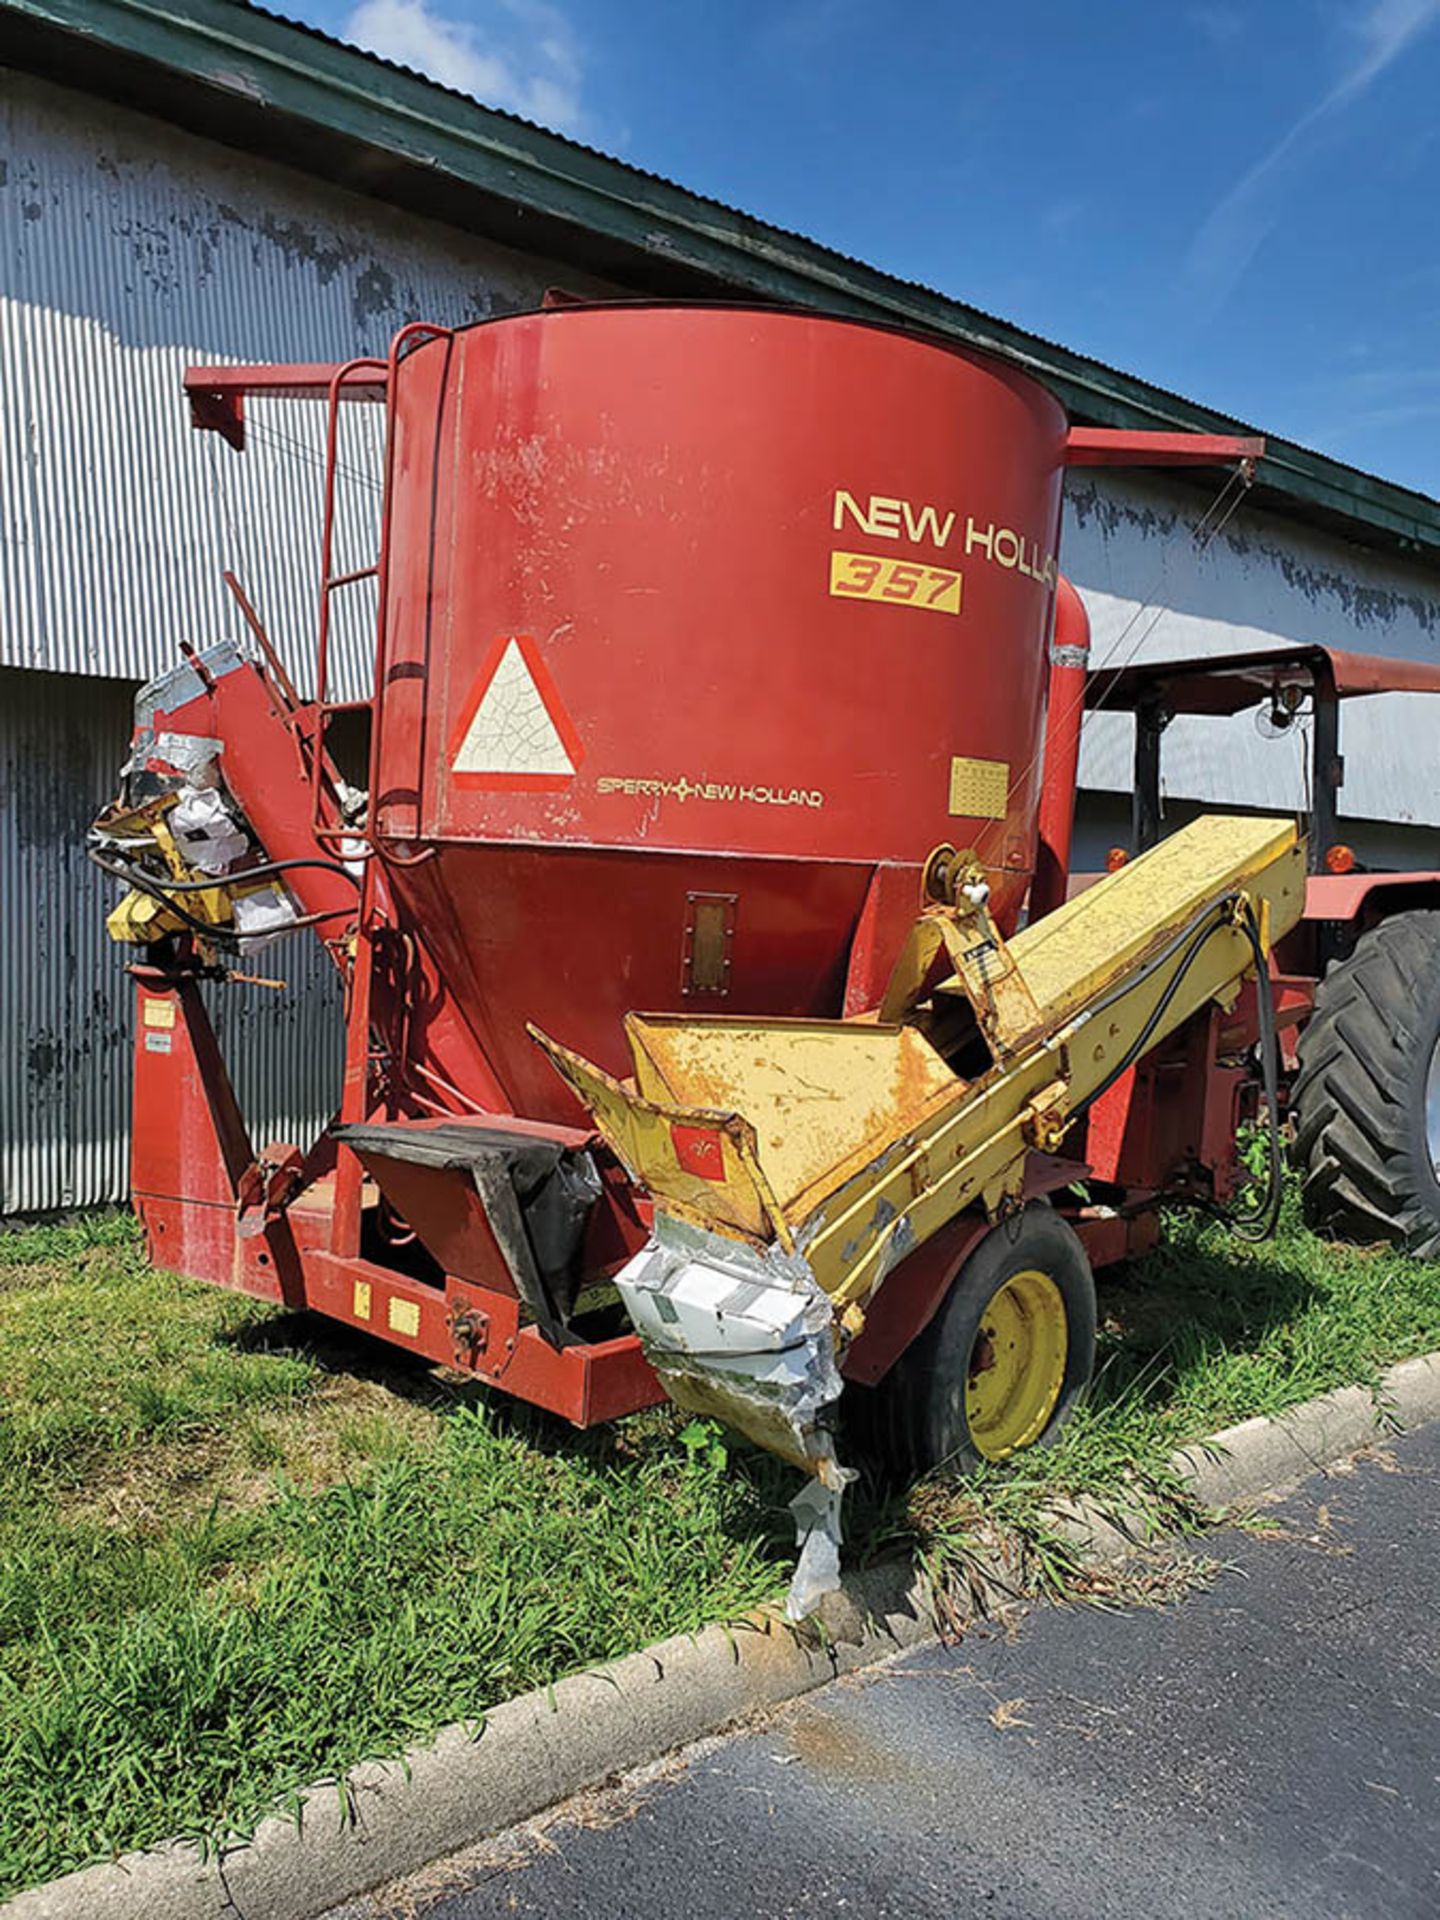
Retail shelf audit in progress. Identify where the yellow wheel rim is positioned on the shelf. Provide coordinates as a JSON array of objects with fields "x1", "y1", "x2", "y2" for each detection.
[{"x1": 964, "y1": 1268, "x2": 1069, "y2": 1462}]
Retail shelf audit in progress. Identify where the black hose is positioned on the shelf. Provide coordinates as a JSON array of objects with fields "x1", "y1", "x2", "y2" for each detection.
[
  {"x1": 85, "y1": 850, "x2": 361, "y2": 894},
  {"x1": 1068, "y1": 899, "x2": 1236, "y2": 1127},
  {"x1": 86, "y1": 848, "x2": 354, "y2": 943},
  {"x1": 1063, "y1": 891, "x2": 1283, "y2": 1243},
  {"x1": 1223, "y1": 904, "x2": 1284, "y2": 1243},
  {"x1": 88, "y1": 847, "x2": 245, "y2": 943}
]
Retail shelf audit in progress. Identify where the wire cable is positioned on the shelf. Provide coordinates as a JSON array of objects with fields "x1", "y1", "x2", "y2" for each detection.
[
  {"x1": 997, "y1": 461, "x2": 1257, "y2": 833},
  {"x1": 246, "y1": 417, "x2": 384, "y2": 494}
]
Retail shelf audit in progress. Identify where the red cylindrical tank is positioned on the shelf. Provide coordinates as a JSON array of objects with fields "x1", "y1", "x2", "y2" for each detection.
[{"x1": 371, "y1": 305, "x2": 1067, "y2": 1117}]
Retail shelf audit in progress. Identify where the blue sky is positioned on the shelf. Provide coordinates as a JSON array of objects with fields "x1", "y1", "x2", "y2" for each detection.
[{"x1": 287, "y1": 1, "x2": 1440, "y2": 498}]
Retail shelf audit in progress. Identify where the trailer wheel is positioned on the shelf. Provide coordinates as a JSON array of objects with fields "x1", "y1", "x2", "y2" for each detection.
[
  {"x1": 861, "y1": 1202, "x2": 1096, "y2": 1478},
  {"x1": 1292, "y1": 910, "x2": 1440, "y2": 1257}
]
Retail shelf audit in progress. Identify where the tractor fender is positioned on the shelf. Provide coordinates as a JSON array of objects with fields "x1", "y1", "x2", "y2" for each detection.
[{"x1": 1304, "y1": 871, "x2": 1440, "y2": 929}]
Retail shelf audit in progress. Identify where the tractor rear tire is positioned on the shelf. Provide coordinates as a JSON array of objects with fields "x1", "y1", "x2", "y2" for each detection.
[
  {"x1": 1292, "y1": 910, "x2": 1440, "y2": 1257},
  {"x1": 855, "y1": 1202, "x2": 1097, "y2": 1480}
]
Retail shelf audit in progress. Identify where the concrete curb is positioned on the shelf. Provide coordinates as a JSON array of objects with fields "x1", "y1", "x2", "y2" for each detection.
[
  {"x1": 1173, "y1": 1350, "x2": 1440, "y2": 1508},
  {"x1": 9, "y1": 1350, "x2": 1439, "y2": 1920}
]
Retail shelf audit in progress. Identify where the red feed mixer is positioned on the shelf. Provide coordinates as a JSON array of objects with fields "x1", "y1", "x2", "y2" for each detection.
[{"x1": 92, "y1": 304, "x2": 1440, "y2": 1540}]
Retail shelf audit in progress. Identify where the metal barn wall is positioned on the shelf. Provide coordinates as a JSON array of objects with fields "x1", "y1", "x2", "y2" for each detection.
[
  {"x1": 0, "y1": 70, "x2": 612, "y2": 698},
  {"x1": 1065, "y1": 469, "x2": 1440, "y2": 836},
  {"x1": 0, "y1": 73, "x2": 614, "y2": 1212},
  {"x1": 0, "y1": 668, "x2": 344, "y2": 1212}
]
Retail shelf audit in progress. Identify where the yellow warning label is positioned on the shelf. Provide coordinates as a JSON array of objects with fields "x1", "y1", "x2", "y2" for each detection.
[
  {"x1": 143, "y1": 999, "x2": 176, "y2": 1029},
  {"x1": 352, "y1": 1280, "x2": 372, "y2": 1323},
  {"x1": 948, "y1": 755, "x2": 1010, "y2": 820},
  {"x1": 829, "y1": 550, "x2": 962, "y2": 616},
  {"x1": 388, "y1": 1296, "x2": 421, "y2": 1338}
]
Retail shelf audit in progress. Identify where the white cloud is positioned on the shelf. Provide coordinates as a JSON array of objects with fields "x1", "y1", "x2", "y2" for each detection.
[
  {"x1": 343, "y1": 0, "x2": 587, "y2": 135},
  {"x1": 1184, "y1": 0, "x2": 1440, "y2": 311}
]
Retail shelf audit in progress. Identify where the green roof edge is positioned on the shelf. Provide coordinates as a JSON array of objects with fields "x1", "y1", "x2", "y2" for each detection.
[{"x1": 8, "y1": 0, "x2": 1440, "y2": 560}]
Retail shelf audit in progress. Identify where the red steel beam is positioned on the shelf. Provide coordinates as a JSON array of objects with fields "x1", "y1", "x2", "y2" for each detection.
[
  {"x1": 1066, "y1": 427, "x2": 1265, "y2": 469},
  {"x1": 184, "y1": 362, "x2": 388, "y2": 450}
]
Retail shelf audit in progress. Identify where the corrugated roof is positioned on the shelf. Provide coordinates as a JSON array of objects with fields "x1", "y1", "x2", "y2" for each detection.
[{"x1": 5, "y1": 0, "x2": 1440, "y2": 558}]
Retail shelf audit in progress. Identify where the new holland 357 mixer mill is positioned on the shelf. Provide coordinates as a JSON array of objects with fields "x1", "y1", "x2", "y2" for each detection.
[{"x1": 91, "y1": 304, "x2": 1440, "y2": 1606}]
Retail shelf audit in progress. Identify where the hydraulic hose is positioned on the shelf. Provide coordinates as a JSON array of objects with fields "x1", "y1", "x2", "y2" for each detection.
[
  {"x1": 88, "y1": 846, "x2": 244, "y2": 943},
  {"x1": 1065, "y1": 891, "x2": 1283, "y2": 1243},
  {"x1": 85, "y1": 850, "x2": 362, "y2": 894},
  {"x1": 86, "y1": 848, "x2": 355, "y2": 943},
  {"x1": 1068, "y1": 898, "x2": 1238, "y2": 1125},
  {"x1": 1223, "y1": 902, "x2": 1284, "y2": 1243}
]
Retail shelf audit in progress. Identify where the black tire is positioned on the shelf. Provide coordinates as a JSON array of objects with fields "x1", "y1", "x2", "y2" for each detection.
[
  {"x1": 854, "y1": 1202, "x2": 1097, "y2": 1479},
  {"x1": 1292, "y1": 910, "x2": 1440, "y2": 1257}
]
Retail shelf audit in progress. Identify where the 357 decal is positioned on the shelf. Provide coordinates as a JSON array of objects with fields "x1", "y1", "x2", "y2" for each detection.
[{"x1": 828, "y1": 549, "x2": 963, "y2": 616}]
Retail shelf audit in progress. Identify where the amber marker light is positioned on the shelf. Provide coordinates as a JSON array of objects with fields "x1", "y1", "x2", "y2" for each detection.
[
  {"x1": 1324, "y1": 843, "x2": 1357, "y2": 874},
  {"x1": 1106, "y1": 847, "x2": 1130, "y2": 872}
]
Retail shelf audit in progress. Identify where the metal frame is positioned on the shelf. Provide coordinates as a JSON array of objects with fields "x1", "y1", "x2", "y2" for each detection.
[
  {"x1": 1131, "y1": 685, "x2": 1337, "y2": 871},
  {"x1": 1119, "y1": 645, "x2": 1440, "y2": 876},
  {"x1": 129, "y1": 959, "x2": 663, "y2": 1424}
]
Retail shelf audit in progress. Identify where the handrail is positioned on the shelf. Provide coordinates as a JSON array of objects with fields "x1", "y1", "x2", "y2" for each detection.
[
  {"x1": 310, "y1": 356, "x2": 389, "y2": 849},
  {"x1": 366, "y1": 321, "x2": 456, "y2": 868}
]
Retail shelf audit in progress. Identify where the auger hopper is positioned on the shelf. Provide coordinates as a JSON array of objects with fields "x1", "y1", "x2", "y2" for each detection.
[{"x1": 535, "y1": 817, "x2": 1303, "y2": 1495}]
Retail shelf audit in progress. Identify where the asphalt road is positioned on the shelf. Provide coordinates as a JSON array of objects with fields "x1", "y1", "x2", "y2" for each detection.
[{"x1": 345, "y1": 1422, "x2": 1440, "y2": 1920}]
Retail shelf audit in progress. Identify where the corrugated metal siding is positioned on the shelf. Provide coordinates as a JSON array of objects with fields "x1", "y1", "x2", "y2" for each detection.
[
  {"x1": 0, "y1": 71, "x2": 619, "y2": 1211},
  {"x1": 203, "y1": 958, "x2": 344, "y2": 1181},
  {"x1": 0, "y1": 672, "x2": 131, "y2": 1210},
  {"x1": 0, "y1": 70, "x2": 610, "y2": 698},
  {"x1": 0, "y1": 667, "x2": 344, "y2": 1213},
  {"x1": 1066, "y1": 470, "x2": 1440, "y2": 832}
]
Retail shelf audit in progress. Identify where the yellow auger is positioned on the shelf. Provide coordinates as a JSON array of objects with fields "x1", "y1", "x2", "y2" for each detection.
[{"x1": 533, "y1": 814, "x2": 1304, "y2": 1612}]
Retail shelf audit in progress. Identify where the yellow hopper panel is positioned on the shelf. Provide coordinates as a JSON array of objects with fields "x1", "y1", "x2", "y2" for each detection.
[{"x1": 535, "y1": 814, "x2": 1305, "y2": 1314}]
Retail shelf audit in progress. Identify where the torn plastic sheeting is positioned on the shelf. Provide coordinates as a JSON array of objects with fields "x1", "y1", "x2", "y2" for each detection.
[
  {"x1": 612, "y1": 1214, "x2": 856, "y2": 1618},
  {"x1": 232, "y1": 884, "x2": 300, "y2": 947},
  {"x1": 169, "y1": 785, "x2": 250, "y2": 875},
  {"x1": 146, "y1": 731, "x2": 224, "y2": 782},
  {"x1": 786, "y1": 1468, "x2": 857, "y2": 1622},
  {"x1": 524, "y1": 1149, "x2": 603, "y2": 1286}
]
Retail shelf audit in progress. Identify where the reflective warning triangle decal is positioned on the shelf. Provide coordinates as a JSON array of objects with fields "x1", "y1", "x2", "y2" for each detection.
[{"x1": 448, "y1": 636, "x2": 584, "y2": 791}]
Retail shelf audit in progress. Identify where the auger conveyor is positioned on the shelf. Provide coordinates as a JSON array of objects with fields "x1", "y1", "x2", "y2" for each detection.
[{"x1": 533, "y1": 814, "x2": 1305, "y2": 1534}]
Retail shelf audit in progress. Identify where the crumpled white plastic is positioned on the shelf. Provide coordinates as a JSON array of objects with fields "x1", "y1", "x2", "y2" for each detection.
[
  {"x1": 232, "y1": 884, "x2": 300, "y2": 949},
  {"x1": 170, "y1": 785, "x2": 249, "y2": 875},
  {"x1": 148, "y1": 732, "x2": 224, "y2": 784},
  {"x1": 785, "y1": 1460, "x2": 859, "y2": 1622},
  {"x1": 613, "y1": 1215, "x2": 864, "y2": 1621}
]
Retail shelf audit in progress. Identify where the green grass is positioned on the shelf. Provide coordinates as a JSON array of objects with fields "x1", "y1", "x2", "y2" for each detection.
[
  {"x1": 2, "y1": 1187, "x2": 1437, "y2": 1898},
  {"x1": 893, "y1": 1184, "x2": 1440, "y2": 1615},
  {"x1": 0, "y1": 1219, "x2": 789, "y2": 1898}
]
